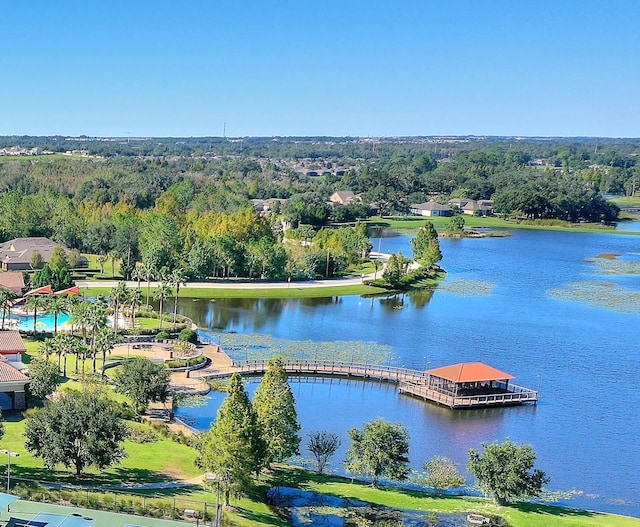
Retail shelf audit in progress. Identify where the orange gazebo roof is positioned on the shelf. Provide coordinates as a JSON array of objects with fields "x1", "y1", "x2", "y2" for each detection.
[{"x1": 427, "y1": 362, "x2": 515, "y2": 383}]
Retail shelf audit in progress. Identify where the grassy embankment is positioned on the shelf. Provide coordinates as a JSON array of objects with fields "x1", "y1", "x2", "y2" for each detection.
[
  {"x1": 369, "y1": 214, "x2": 640, "y2": 235},
  {"x1": 14, "y1": 337, "x2": 640, "y2": 526}
]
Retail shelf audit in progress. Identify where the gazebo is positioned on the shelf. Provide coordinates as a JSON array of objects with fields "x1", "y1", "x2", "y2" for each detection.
[
  {"x1": 426, "y1": 362, "x2": 515, "y2": 397},
  {"x1": 399, "y1": 361, "x2": 538, "y2": 408}
]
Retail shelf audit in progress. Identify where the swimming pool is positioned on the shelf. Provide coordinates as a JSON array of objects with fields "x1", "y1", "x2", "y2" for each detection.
[{"x1": 11, "y1": 313, "x2": 72, "y2": 332}]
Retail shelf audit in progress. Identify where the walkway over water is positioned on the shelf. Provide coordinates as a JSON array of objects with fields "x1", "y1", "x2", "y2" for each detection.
[{"x1": 198, "y1": 358, "x2": 538, "y2": 409}]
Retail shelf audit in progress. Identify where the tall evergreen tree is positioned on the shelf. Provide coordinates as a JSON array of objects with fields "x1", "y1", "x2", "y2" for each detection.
[
  {"x1": 201, "y1": 373, "x2": 266, "y2": 505},
  {"x1": 253, "y1": 357, "x2": 301, "y2": 464},
  {"x1": 411, "y1": 221, "x2": 442, "y2": 266}
]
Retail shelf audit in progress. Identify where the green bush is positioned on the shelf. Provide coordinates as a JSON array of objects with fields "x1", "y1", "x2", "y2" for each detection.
[
  {"x1": 127, "y1": 425, "x2": 159, "y2": 443},
  {"x1": 155, "y1": 331, "x2": 171, "y2": 340},
  {"x1": 178, "y1": 328, "x2": 198, "y2": 344}
]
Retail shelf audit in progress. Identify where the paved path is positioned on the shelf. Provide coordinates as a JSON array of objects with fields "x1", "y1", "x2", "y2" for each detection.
[{"x1": 76, "y1": 253, "x2": 389, "y2": 290}]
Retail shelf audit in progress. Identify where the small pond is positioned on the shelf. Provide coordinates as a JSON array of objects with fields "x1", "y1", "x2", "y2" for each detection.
[{"x1": 267, "y1": 486, "x2": 473, "y2": 527}]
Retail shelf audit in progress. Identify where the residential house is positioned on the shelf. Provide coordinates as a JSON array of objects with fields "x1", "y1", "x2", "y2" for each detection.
[
  {"x1": 0, "y1": 359, "x2": 29, "y2": 410},
  {"x1": 0, "y1": 331, "x2": 27, "y2": 362},
  {"x1": 329, "y1": 191, "x2": 358, "y2": 205},
  {"x1": 410, "y1": 201, "x2": 453, "y2": 217},
  {"x1": 461, "y1": 200, "x2": 494, "y2": 216},
  {"x1": 0, "y1": 237, "x2": 66, "y2": 271}
]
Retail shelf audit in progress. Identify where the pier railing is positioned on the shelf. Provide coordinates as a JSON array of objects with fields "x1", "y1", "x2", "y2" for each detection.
[
  {"x1": 199, "y1": 359, "x2": 538, "y2": 409},
  {"x1": 227, "y1": 359, "x2": 430, "y2": 383},
  {"x1": 399, "y1": 380, "x2": 538, "y2": 408}
]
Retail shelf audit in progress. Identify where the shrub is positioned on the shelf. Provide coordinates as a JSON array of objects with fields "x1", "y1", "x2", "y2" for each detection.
[
  {"x1": 155, "y1": 331, "x2": 171, "y2": 341},
  {"x1": 178, "y1": 328, "x2": 198, "y2": 344},
  {"x1": 127, "y1": 425, "x2": 159, "y2": 444}
]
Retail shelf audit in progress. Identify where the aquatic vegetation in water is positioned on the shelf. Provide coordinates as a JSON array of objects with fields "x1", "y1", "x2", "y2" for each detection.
[
  {"x1": 212, "y1": 332, "x2": 394, "y2": 364},
  {"x1": 174, "y1": 394, "x2": 210, "y2": 408},
  {"x1": 438, "y1": 279, "x2": 495, "y2": 297},
  {"x1": 585, "y1": 252, "x2": 640, "y2": 275},
  {"x1": 548, "y1": 281, "x2": 640, "y2": 313}
]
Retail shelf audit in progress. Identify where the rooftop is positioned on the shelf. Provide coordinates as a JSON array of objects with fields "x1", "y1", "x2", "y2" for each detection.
[
  {"x1": 427, "y1": 362, "x2": 515, "y2": 383},
  {"x1": 0, "y1": 331, "x2": 27, "y2": 353}
]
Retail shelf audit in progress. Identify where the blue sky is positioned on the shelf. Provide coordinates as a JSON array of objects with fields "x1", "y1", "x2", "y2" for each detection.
[{"x1": 1, "y1": 1, "x2": 639, "y2": 137}]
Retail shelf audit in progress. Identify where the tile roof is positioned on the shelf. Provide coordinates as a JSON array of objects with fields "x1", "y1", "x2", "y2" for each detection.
[
  {"x1": 427, "y1": 362, "x2": 515, "y2": 383},
  {"x1": 0, "y1": 331, "x2": 27, "y2": 353},
  {"x1": 0, "y1": 360, "x2": 29, "y2": 383},
  {"x1": 0, "y1": 272, "x2": 25, "y2": 293}
]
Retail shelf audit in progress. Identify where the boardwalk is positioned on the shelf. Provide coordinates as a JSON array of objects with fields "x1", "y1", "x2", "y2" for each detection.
[{"x1": 195, "y1": 358, "x2": 538, "y2": 409}]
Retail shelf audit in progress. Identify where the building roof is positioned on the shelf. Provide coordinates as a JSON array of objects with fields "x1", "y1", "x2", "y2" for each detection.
[
  {"x1": 25, "y1": 285, "x2": 53, "y2": 295},
  {"x1": 0, "y1": 237, "x2": 64, "y2": 267},
  {"x1": 330, "y1": 191, "x2": 357, "y2": 203},
  {"x1": 0, "y1": 272, "x2": 25, "y2": 294},
  {"x1": 0, "y1": 360, "x2": 29, "y2": 383},
  {"x1": 0, "y1": 331, "x2": 27, "y2": 353},
  {"x1": 427, "y1": 362, "x2": 515, "y2": 383},
  {"x1": 55, "y1": 285, "x2": 80, "y2": 295},
  {"x1": 411, "y1": 201, "x2": 452, "y2": 211}
]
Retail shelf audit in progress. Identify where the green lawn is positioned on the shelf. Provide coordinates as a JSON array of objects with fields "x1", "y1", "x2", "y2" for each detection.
[
  {"x1": 224, "y1": 466, "x2": 640, "y2": 527},
  {"x1": 81, "y1": 283, "x2": 388, "y2": 299},
  {"x1": 368, "y1": 215, "x2": 639, "y2": 235}
]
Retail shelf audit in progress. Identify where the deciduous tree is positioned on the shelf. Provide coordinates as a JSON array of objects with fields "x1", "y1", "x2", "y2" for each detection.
[
  {"x1": 420, "y1": 455, "x2": 466, "y2": 493},
  {"x1": 467, "y1": 439, "x2": 549, "y2": 505},
  {"x1": 27, "y1": 356, "x2": 60, "y2": 399},
  {"x1": 25, "y1": 389, "x2": 127, "y2": 476},
  {"x1": 344, "y1": 418, "x2": 410, "y2": 487},
  {"x1": 114, "y1": 358, "x2": 170, "y2": 414},
  {"x1": 307, "y1": 431, "x2": 341, "y2": 474}
]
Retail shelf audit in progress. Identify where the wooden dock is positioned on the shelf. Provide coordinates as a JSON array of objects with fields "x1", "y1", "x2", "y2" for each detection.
[{"x1": 199, "y1": 359, "x2": 538, "y2": 409}]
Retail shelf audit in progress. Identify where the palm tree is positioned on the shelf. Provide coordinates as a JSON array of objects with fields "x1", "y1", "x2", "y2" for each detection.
[
  {"x1": 109, "y1": 281, "x2": 129, "y2": 335},
  {"x1": 131, "y1": 265, "x2": 145, "y2": 292},
  {"x1": 0, "y1": 288, "x2": 17, "y2": 330},
  {"x1": 168, "y1": 268, "x2": 188, "y2": 329},
  {"x1": 128, "y1": 287, "x2": 143, "y2": 332},
  {"x1": 71, "y1": 300, "x2": 92, "y2": 346},
  {"x1": 25, "y1": 294, "x2": 48, "y2": 333},
  {"x1": 143, "y1": 264, "x2": 155, "y2": 308},
  {"x1": 153, "y1": 281, "x2": 172, "y2": 330},
  {"x1": 39, "y1": 337, "x2": 56, "y2": 363},
  {"x1": 86, "y1": 302, "x2": 108, "y2": 370},
  {"x1": 45, "y1": 294, "x2": 69, "y2": 335},
  {"x1": 51, "y1": 333, "x2": 78, "y2": 378},
  {"x1": 94, "y1": 327, "x2": 120, "y2": 373}
]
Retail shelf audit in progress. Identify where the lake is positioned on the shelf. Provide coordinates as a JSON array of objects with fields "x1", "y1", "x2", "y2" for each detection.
[{"x1": 175, "y1": 228, "x2": 640, "y2": 517}]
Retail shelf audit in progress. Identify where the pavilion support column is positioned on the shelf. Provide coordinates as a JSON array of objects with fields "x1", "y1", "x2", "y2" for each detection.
[{"x1": 13, "y1": 391, "x2": 26, "y2": 410}]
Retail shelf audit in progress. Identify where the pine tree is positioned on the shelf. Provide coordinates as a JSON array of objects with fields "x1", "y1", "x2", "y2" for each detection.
[
  {"x1": 411, "y1": 222, "x2": 442, "y2": 266},
  {"x1": 201, "y1": 373, "x2": 266, "y2": 505},
  {"x1": 253, "y1": 357, "x2": 301, "y2": 464}
]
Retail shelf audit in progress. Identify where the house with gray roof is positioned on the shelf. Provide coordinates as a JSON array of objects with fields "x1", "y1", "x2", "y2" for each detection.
[
  {"x1": 410, "y1": 201, "x2": 453, "y2": 217},
  {"x1": 0, "y1": 237, "x2": 66, "y2": 271}
]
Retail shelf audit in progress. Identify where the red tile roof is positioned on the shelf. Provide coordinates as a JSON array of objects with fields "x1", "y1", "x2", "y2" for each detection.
[
  {"x1": 0, "y1": 361, "x2": 29, "y2": 383},
  {"x1": 427, "y1": 362, "x2": 515, "y2": 383},
  {"x1": 0, "y1": 331, "x2": 27, "y2": 353}
]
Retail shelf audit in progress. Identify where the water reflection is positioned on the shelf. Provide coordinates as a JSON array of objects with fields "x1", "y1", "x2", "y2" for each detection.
[{"x1": 174, "y1": 229, "x2": 640, "y2": 517}]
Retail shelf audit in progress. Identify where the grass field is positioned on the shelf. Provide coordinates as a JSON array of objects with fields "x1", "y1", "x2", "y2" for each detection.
[
  {"x1": 219, "y1": 466, "x2": 640, "y2": 527},
  {"x1": 81, "y1": 283, "x2": 390, "y2": 299},
  {"x1": 368, "y1": 215, "x2": 639, "y2": 234}
]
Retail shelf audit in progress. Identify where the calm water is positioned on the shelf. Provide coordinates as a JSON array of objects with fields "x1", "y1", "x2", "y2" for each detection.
[{"x1": 175, "y1": 229, "x2": 640, "y2": 517}]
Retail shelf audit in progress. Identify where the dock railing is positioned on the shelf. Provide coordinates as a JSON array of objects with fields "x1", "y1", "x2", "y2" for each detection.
[
  {"x1": 399, "y1": 379, "x2": 538, "y2": 408},
  {"x1": 226, "y1": 359, "x2": 430, "y2": 384}
]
